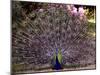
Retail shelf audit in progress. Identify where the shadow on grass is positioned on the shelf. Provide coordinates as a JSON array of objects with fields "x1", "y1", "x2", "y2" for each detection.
[
  {"x1": 87, "y1": 21, "x2": 96, "y2": 37},
  {"x1": 87, "y1": 21, "x2": 96, "y2": 32}
]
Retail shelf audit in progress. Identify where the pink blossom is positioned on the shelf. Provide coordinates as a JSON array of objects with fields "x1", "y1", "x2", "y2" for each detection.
[
  {"x1": 78, "y1": 7, "x2": 85, "y2": 20},
  {"x1": 66, "y1": 5, "x2": 71, "y2": 11},
  {"x1": 78, "y1": 7, "x2": 85, "y2": 15},
  {"x1": 71, "y1": 7, "x2": 78, "y2": 15}
]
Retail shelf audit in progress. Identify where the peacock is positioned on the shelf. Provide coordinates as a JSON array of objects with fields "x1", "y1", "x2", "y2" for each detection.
[{"x1": 12, "y1": 1, "x2": 96, "y2": 73}]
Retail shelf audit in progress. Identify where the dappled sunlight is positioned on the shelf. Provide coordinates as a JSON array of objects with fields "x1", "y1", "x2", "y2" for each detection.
[
  {"x1": 87, "y1": 32, "x2": 96, "y2": 37},
  {"x1": 88, "y1": 19, "x2": 95, "y2": 23}
]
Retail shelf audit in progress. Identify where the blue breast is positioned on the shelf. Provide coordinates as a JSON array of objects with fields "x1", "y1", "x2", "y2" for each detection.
[{"x1": 53, "y1": 56, "x2": 62, "y2": 70}]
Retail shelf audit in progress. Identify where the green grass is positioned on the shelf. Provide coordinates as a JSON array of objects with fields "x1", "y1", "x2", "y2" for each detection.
[
  {"x1": 12, "y1": 63, "x2": 30, "y2": 72},
  {"x1": 64, "y1": 64, "x2": 81, "y2": 68}
]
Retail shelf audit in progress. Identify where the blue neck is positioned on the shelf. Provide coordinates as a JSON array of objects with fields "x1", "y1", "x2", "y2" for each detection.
[{"x1": 56, "y1": 48, "x2": 58, "y2": 56}]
